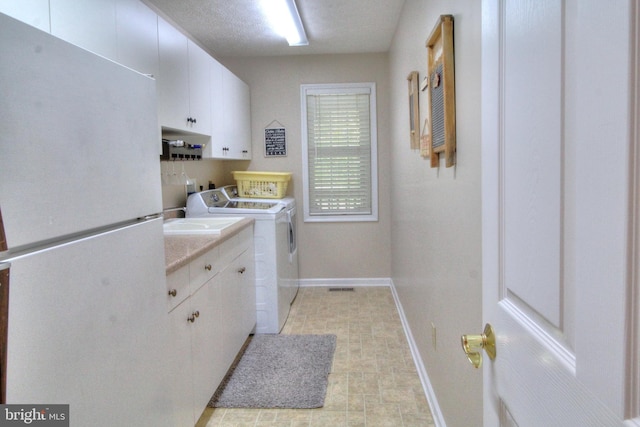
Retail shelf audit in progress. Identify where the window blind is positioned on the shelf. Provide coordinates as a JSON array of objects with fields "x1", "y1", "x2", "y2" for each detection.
[{"x1": 306, "y1": 90, "x2": 372, "y2": 216}]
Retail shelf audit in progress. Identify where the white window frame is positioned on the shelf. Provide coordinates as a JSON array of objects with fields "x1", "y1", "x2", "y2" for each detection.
[{"x1": 300, "y1": 82, "x2": 378, "y2": 222}]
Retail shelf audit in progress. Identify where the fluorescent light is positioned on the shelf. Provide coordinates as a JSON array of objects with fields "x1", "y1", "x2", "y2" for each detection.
[{"x1": 260, "y1": 0, "x2": 308, "y2": 46}]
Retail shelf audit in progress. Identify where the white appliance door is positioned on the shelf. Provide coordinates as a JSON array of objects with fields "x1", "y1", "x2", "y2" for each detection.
[
  {"x1": 480, "y1": 1, "x2": 634, "y2": 425},
  {"x1": 275, "y1": 212, "x2": 291, "y2": 330},
  {"x1": 0, "y1": 13, "x2": 161, "y2": 250},
  {"x1": 5, "y1": 219, "x2": 174, "y2": 426},
  {"x1": 286, "y1": 207, "x2": 299, "y2": 303}
]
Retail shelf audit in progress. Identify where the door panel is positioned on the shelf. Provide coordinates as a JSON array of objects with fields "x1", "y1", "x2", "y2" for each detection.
[
  {"x1": 481, "y1": 0, "x2": 635, "y2": 425},
  {"x1": 503, "y1": 0, "x2": 563, "y2": 329}
]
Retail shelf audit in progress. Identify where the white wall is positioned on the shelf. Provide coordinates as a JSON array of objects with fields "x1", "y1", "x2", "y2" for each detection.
[
  {"x1": 388, "y1": 0, "x2": 483, "y2": 425},
  {"x1": 223, "y1": 1, "x2": 483, "y2": 424},
  {"x1": 221, "y1": 54, "x2": 391, "y2": 281},
  {"x1": 160, "y1": 158, "x2": 231, "y2": 210}
]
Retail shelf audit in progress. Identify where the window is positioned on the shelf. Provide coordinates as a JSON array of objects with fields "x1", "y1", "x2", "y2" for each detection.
[{"x1": 301, "y1": 83, "x2": 378, "y2": 222}]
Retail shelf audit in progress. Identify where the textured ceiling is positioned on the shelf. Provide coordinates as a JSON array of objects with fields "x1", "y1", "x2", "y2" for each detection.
[{"x1": 142, "y1": 0, "x2": 406, "y2": 58}]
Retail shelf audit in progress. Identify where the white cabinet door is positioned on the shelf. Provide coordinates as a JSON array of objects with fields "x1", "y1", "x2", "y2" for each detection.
[
  {"x1": 187, "y1": 40, "x2": 212, "y2": 135},
  {"x1": 115, "y1": 0, "x2": 158, "y2": 77},
  {"x1": 219, "y1": 261, "x2": 241, "y2": 371},
  {"x1": 223, "y1": 67, "x2": 252, "y2": 159},
  {"x1": 238, "y1": 248, "x2": 256, "y2": 337},
  {"x1": 207, "y1": 58, "x2": 225, "y2": 158},
  {"x1": 0, "y1": 0, "x2": 50, "y2": 32},
  {"x1": 167, "y1": 299, "x2": 196, "y2": 427},
  {"x1": 50, "y1": 0, "x2": 117, "y2": 59},
  {"x1": 481, "y1": 1, "x2": 635, "y2": 425},
  {"x1": 207, "y1": 66, "x2": 252, "y2": 159},
  {"x1": 167, "y1": 277, "x2": 222, "y2": 427},
  {"x1": 2, "y1": 0, "x2": 157, "y2": 77},
  {"x1": 157, "y1": 16, "x2": 190, "y2": 132},
  {"x1": 219, "y1": 248, "x2": 255, "y2": 371},
  {"x1": 158, "y1": 17, "x2": 212, "y2": 135},
  {"x1": 190, "y1": 276, "x2": 224, "y2": 417}
]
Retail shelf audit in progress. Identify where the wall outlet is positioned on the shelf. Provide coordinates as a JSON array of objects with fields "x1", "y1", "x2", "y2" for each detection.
[{"x1": 431, "y1": 322, "x2": 437, "y2": 350}]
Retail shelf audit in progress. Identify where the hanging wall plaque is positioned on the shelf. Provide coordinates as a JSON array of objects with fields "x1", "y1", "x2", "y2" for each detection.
[
  {"x1": 426, "y1": 15, "x2": 456, "y2": 168},
  {"x1": 264, "y1": 120, "x2": 287, "y2": 157}
]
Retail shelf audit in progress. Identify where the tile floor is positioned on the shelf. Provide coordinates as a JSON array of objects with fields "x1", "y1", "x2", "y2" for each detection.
[{"x1": 196, "y1": 286, "x2": 435, "y2": 427}]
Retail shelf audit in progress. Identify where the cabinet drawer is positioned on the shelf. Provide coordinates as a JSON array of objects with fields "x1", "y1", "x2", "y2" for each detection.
[
  {"x1": 218, "y1": 225, "x2": 253, "y2": 266},
  {"x1": 189, "y1": 245, "x2": 220, "y2": 292},
  {"x1": 236, "y1": 226, "x2": 253, "y2": 253},
  {"x1": 166, "y1": 265, "x2": 189, "y2": 312}
]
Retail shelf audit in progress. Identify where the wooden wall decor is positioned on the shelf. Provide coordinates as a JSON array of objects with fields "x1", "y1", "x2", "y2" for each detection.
[
  {"x1": 407, "y1": 71, "x2": 420, "y2": 149},
  {"x1": 420, "y1": 118, "x2": 431, "y2": 158},
  {"x1": 426, "y1": 15, "x2": 456, "y2": 168}
]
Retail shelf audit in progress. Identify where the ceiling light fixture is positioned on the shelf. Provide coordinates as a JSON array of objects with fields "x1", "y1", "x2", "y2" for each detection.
[{"x1": 260, "y1": 0, "x2": 308, "y2": 46}]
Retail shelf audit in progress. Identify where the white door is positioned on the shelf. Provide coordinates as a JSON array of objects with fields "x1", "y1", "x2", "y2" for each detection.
[{"x1": 480, "y1": 1, "x2": 639, "y2": 426}]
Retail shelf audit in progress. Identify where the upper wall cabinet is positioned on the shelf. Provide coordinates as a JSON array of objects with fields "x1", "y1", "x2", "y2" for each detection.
[
  {"x1": 1, "y1": 2, "x2": 251, "y2": 156},
  {"x1": 115, "y1": 0, "x2": 159, "y2": 78},
  {"x1": 50, "y1": 0, "x2": 118, "y2": 59},
  {"x1": 223, "y1": 67, "x2": 252, "y2": 159},
  {"x1": 5, "y1": 0, "x2": 159, "y2": 77},
  {"x1": 187, "y1": 41, "x2": 213, "y2": 133},
  {"x1": 206, "y1": 64, "x2": 252, "y2": 159},
  {"x1": 0, "y1": 0, "x2": 50, "y2": 32},
  {"x1": 157, "y1": 17, "x2": 211, "y2": 135}
]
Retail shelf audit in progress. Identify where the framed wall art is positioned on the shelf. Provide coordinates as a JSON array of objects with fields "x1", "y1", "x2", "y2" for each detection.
[{"x1": 425, "y1": 15, "x2": 456, "y2": 168}]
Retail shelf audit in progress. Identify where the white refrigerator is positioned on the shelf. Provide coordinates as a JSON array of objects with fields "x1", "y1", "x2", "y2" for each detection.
[{"x1": 0, "y1": 13, "x2": 173, "y2": 426}]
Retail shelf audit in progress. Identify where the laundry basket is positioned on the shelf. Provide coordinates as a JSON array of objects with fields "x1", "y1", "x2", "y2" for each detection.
[{"x1": 232, "y1": 171, "x2": 292, "y2": 199}]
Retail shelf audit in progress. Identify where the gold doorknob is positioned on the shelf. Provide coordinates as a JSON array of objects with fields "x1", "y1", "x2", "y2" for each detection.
[{"x1": 461, "y1": 323, "x2": 496, "y2": 368}]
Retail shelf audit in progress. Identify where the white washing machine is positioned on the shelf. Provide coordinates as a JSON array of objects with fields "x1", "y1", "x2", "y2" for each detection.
[{"x1": 186, "y1": 187, "x2": 299, "y2": 334}]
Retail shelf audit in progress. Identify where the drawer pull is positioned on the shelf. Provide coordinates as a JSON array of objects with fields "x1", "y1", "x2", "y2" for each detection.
[
  {"x1": 238, "y1": 267, "x2": 246, "y2": 274},
  {"x1": 204, "y1": 264, "x2": 212, "y2": 271},
  {"x1": 187, "y1": 311, "x2": 199, "y2": 323},
  {"x1": 168, "y1": 289, "x2": 177, "y2": 297}
]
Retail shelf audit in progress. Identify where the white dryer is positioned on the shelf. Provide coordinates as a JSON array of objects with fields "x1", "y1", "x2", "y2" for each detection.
[{"x1": 186, "y1": 188, "x2": 299, "y2": 334}]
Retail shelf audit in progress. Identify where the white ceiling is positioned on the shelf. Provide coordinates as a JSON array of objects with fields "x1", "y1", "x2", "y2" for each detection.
[{"x1": 142, "y1": 0, "x2": 406, "y2": 58}]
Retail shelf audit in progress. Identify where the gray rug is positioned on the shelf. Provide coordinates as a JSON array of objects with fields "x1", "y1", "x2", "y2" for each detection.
[{"x1": 209, "y1": 334, "x2": 337, "y2": 409}]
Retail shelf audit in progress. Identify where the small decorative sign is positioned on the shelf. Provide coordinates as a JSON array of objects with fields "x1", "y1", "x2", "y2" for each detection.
[{"x1": 264, "y1": 121, "x2": 287, "y2": 157}]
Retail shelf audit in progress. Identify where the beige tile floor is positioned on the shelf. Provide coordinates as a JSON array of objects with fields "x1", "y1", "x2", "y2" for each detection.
[{"x1": 196, "y1": 286, "x2": 435, "y2": 427}]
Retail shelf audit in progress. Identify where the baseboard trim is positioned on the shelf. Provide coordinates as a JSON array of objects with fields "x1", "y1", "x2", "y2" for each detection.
[
  {"x1": 297, "y1": 277, "x2": 446, "y2": 426},
  {"x1": 298, "y1": 277, "x2": 391, "y2": 287},
  {"x1": 389, "y1": 280, "x2": 447, "y2": 427}
]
